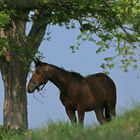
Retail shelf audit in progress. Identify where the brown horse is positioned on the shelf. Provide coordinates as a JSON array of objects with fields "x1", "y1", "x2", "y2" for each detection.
[{"x1": 27, "y1": 59, "x2": 116, "y2": 126}]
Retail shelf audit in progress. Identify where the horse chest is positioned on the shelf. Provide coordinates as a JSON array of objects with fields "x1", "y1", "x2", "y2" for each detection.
[{"x1": 60, "y1": 94, "x2": 78, "y2": 109}]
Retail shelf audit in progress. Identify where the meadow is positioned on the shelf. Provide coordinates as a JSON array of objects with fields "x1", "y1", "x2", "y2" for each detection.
[{"x1": 1, "y1": 105, "x2": 140, "y2": 140}]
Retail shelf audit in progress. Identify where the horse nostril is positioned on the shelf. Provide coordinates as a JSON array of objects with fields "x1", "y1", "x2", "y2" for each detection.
[
  {"x1": 27, "y1": 82, "x2": 37, "y2": 93},
  {"x1": 27, "y1": 86, "x2": 33, "y2": 93},
  {"x1": 27, "y1": 89, "x2": 33, "y2": 93}
]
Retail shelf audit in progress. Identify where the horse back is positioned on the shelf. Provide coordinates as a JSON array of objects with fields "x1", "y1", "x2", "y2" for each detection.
[{"x1": 85, "y1": 73, "x2": 116, "y2": 101}]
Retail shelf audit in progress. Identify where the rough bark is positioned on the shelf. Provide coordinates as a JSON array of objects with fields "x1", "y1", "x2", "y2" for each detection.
[
  {"x1": 0, "y1": 10, "x2": 48, "y2": 129},
  {"x1": 1, "y1": 61, "x2": 28, "y2": 129}
]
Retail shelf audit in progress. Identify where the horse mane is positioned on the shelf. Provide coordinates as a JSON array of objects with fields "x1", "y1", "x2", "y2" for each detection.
[
  {"x1": 70, "y1": 71, "x2": 84, "y2": 79},
  {"x1": 60, "y1": 66, "x2": 84, "y2": 79},
  {"x1": 47, "y1": 64, "x2": 84, "y2": 79}
]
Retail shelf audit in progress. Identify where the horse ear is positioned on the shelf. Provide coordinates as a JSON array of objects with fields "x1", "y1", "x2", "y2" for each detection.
[{"x1": 33, "y1": 58, "x2": 42, "y2": 67}]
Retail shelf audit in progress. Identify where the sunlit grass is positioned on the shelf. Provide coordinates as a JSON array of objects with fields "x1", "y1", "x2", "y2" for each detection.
[{"x1": 1, "y1": 105, "x2": 140, "y2": 140}]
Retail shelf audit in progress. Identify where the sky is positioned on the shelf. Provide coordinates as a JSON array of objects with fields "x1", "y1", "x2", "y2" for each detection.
[{"x1": 0, "y1": 22, "x2": 140, "y2": 128}]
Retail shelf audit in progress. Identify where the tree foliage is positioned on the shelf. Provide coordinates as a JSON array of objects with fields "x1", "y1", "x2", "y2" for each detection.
[{"x1": 1, "y1": 0, "x2": 140, "y2": 71}]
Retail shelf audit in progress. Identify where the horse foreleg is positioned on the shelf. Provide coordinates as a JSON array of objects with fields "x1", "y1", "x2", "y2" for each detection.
[
  {"x1": 77, "y1": 108, "x2": 85, "y2": 127},
  {"x1": 95, "y1": 107, "x2": 106, "y2": 125},
  {"x1": 65, "y1": 108, "x2": 77, "y2": 125}
]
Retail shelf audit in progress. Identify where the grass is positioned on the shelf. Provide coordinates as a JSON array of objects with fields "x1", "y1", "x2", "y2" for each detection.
[{"x1": 1, "y1": 106, "x2": 140, "y2": 140}]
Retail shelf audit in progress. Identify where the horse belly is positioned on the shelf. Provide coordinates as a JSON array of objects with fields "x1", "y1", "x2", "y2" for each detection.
[
  {"x1": 81, "y1": 95, "x2": 104, "y2": 112},
  {"x1": 82, "y1": 99, "x2": 97, "y2": 112},
  {"x1": 85, "y1": 105, "x2": 95, "y2": 112}
]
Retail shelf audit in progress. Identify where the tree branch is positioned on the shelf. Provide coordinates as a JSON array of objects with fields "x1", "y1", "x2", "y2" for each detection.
[
  {"x1": 4, "y1": 0, "x2": 43, "y2": 9},
  {"x1": 4, "y1": 0, "x2": 70, "y2": 10},
  {"x1": 26, "y1": 11, "x2": 49, "y2": 59}
]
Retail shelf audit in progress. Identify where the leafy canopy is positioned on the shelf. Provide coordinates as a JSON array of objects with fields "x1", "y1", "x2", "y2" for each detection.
[
  {"x1": 1, "y1": 0, "x2": 140, "y2": 72},
  {"x1": 0, "y1": 0, "x2": 10, "y2": 27}
]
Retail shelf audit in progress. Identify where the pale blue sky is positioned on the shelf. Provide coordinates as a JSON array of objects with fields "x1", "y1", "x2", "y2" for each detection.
[{"x1": 0, "y1": 23, "x2": 140, "y2": 128}]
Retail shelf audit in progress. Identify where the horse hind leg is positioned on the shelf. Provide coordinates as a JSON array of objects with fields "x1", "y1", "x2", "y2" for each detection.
[
  {"x1": 109, "y1": 106, "x2": 116, "y2": 119},
  {"x1": 105, "y1": 102, "x2": 116, "y2": 121},
  {"x1": 104, "y1": 103, "x2": 111, "y2": 122},
  {"x1": 95, "y1": 107, "x2": 107, "y2": 125}
]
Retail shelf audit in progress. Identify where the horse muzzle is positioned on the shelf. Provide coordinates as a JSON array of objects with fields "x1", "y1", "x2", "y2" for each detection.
[{"x1": 27, "y1": 81, "x2": 39, "y2": 93}]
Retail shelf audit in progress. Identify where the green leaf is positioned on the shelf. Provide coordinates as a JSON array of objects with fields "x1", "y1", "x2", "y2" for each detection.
[
  {"x1": 0, "y1": 11, "x2": 10, "y2": 27},
  {"x1": 104, "y1": 57, "x2": 113, "y2": 62}
]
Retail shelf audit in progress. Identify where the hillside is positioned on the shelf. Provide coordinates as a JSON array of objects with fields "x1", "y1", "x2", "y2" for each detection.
[{"x1": 1, "y1": 106, "x2": 140, "y2": 140}]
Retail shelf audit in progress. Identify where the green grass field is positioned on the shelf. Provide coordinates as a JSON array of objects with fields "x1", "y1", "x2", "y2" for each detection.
[{"x1": 1, "y1": 105, "x2": 140, "y2": 140}]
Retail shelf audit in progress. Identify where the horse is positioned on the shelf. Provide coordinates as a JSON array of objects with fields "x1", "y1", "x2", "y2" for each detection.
[{"x1": 27, "y1": 59, "x2": 117, "y2": 126}]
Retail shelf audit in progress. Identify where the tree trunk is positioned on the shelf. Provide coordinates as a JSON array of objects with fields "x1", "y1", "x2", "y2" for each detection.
[
  {"x1": 1, "y1": 61, "x2": 28, "y2": 129},
  {"x1": 0, "y1": 12, "x2": 29, "y2": 129},
  {"x1": 0, "y1": 9, "x2": 48, "y2": 129}
]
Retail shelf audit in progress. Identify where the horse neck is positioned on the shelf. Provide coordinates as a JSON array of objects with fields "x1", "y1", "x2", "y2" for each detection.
[{"x1": 47, "y1": 65, "x2": 70, "y2": 92}]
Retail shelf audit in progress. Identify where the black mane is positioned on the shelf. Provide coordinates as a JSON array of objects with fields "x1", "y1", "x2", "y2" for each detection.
[
  {"x1": 47, "y1": 64, "x2": 84, "y2": 79},
  {"x1": 60, "y1": 66, "x2": 84, "y2": 79},
  {"x1": 70, "y1": 71, "x2": 84, "y2": 79}
]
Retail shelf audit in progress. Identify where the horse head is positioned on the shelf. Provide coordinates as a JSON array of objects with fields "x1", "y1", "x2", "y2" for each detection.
[{"x1": 27, "y1": 59, "x2": 49, "y2": 93}]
